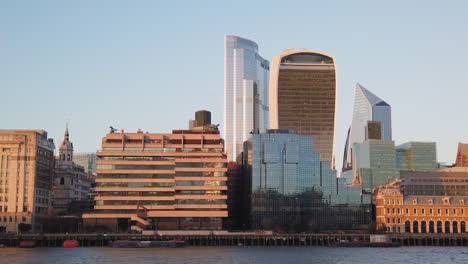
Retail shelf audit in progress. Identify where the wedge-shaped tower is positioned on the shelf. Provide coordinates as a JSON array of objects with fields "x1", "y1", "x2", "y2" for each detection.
[{"x1": 343, "y1": 83, "x2": 392, "y2": 170}]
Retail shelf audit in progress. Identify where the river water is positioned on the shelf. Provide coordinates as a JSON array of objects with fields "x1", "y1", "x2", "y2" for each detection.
[{"x1": 0, "y1": 247, "x2": 467, "y2": 264}]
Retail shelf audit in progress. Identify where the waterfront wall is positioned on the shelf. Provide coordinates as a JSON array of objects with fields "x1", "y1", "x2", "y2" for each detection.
[{"x1": 0, "y1": 233, "x2": 467, "y2": 247}]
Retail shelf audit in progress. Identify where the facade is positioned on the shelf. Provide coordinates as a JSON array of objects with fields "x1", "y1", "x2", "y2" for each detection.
[
  {"x1": 53, "y1": 126, "x2": 93, "y2": 214},
  {"x1": 241, "y1": 130, "x2": 371, "y2": 233},
  {"x1": 0, "y1": 130, "x2": 55, "y2": 232},
  {"x1": 83, "y1": 125, "x2": 228, "y2": 231},
  {"x1": 353, "y1": 140, "x2": 400, "y2": 192},
  {"x1": 269, "y1": 50, "x2": 337, "y2": 164},
  {"x1": 374, "y1": 183, "x2": 468, "y2": 233},
  {"x1": 343, "y1": 83, "x2": 392, "y2": 170},
  {"x1": 396, "y1": 142, "x2": 437, "y2": 176},
  {"x1": 456, "y1": 143, "x2": 468, "y2": 167},
  {"x1": 399, "y1": 168, "x2": 468, "y2": 196},
  {"x1": 225, "y1": 161, "x2": 243, "y2": 230},
  {"x1": 224, "y1": 35, "x2": 270, "y2": 161},
  {"x1": 73, "y1": 152, "x2": 97, "y2": 178}
]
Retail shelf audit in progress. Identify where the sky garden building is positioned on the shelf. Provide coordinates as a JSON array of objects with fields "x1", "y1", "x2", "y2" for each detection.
[
  {"x1": 83, "y1": 126, "x2": 228, "y2": 231},
  {"x1": 269, "y1": 50, "x2": 337, "y2": 166}
]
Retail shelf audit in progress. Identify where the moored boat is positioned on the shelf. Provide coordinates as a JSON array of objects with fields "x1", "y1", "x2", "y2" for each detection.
[
  {"x1": 18, "y1": 241, "x2": 36, "y2": 248},
  {"x1": 63, "y1": 240, "x2": 80, "y2": 248}
]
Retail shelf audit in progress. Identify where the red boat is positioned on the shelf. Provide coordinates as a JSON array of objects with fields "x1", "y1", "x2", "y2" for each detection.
[
  {"x1": 63, "y1": 240, "x2": 79, "y2": 248},
  {"x1": 19, "y1": 241, "x2": 36, "y2": 248}
]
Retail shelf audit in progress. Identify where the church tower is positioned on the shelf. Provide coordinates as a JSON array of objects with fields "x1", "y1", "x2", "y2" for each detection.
[{"x1": 59, "y1": 124, "x2": 73, "y2": 164}]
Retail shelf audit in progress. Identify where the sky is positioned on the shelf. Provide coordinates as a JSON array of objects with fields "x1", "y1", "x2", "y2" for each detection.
[{"x1": 1, "y1": 0, "x2": 467, "y2": 166}]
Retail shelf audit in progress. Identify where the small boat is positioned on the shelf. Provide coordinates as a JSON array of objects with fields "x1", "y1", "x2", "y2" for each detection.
[
  {"x1": 108, "y1": 240, "x2": 185, "y2": 248},
  {"x1": 63, "y1": 240, "x2": 80, "y2": 248},
  {"x1": 18, "y1": 241, "x2": 36, "y2": 248}
]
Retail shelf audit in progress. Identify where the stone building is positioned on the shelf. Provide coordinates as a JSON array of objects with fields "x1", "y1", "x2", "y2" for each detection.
[
  {"x1": 52, "y1": 126, "x2": 93, "y2": 215},
  {"x1": 0, "y1": 130, "x2": 55, "y2": 232},
  {"x1": 374, "y1": 174, "x2": 468, "y2": 234}
]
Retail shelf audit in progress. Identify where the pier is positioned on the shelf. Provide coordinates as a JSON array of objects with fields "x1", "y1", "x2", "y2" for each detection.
[{"x1": 0, "y1": 233, "x2": 467, "y2": 247}]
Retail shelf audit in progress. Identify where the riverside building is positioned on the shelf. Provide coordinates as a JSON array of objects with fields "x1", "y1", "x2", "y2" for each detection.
[
  {"x1": 0, "y1": 130, "x2": 55, "y2": 232},
  {"x1": 83, "y1": 123, "x2": 228, "y2": 231},
  {"x1": 269, "y1": 50, "x2": 337, "y2": 165}
]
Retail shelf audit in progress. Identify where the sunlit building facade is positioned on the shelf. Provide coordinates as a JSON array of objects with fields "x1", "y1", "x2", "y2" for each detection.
[
  {"x1": 224, "y1": 35, "x2": 270, "y2": 161},
  {"x1": 343, "y1": 83, "x2": 392, "y2": 170},
  {"x1": 83, "y1": 126, "x2": 228, "y2": 231},
  {"x1": 269, "y1": 50, "x2": 336, "y2": 165},
  {"x1": 374, "y1": 181, "x2": 468, "y2": 234},
  {"x1": 0, "y1": 130, "x2": 55, "y2": 232},
  {"x1": 456, "y1": 143, "x2": 468, "y2": 167}
]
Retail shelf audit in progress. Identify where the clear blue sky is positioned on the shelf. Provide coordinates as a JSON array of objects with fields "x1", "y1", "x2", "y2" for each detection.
[{"x1": 1, "y1": 0, "x2": 467, "y2": 165}]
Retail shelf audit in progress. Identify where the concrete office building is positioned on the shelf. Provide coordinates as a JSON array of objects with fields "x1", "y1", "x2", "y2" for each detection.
[
  {"x1": 83, "y1": 122, "x2": 228, "y2": 231},
  {"x1": 0, "y1": 130, "x2": 55, "y2": 232},
  {"x1": 269, "y1": 50, "x2": 337, "y2": 165},
  {"x1": 224, "y1": 35, "x2": 270, "y2": 161}
]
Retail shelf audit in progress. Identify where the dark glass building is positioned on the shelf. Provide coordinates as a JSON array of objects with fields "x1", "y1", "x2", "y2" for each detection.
[{"x1": 241, "y1": 130, "x2": 371, "y2": 233}]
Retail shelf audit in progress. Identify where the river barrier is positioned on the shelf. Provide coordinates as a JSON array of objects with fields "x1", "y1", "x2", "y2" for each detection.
[{"x1": 0, "y1": 233, "x2": 467, "y2": 247}]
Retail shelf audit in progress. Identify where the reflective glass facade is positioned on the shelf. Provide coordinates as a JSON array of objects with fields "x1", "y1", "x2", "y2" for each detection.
[
  {"x1": 224, "y1": 36, "x2": 270, "y2": 161},
  {"x1": 354, "y1": 140, "x2": 400, "y2": 192},
  {"x1": 343, "y1": 83, "x2": 392, "y2": 169},
  {"x1": 269, "y1": 50, "x2": 336, "y2": 164},
  {"x1": 396, "y1": 142, "x2": 437, "y2": 176},
  {"x1": 242, "y1": 130, "x2": 371, "y2": 232}
]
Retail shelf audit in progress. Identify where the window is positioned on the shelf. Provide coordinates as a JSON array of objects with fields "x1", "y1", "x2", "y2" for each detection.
[
  {"x1": 453, "y1": 209, "x2": 456, "y2": 215},
  {"x1": 446, "y1": 209, "x2": 449, "y2": 215},
  {"x1": 387, "y1": 218, "x2": 390, "y2": 224},
  {"x1": 430, "y1": 209, "x2": 433, "y2": 214},
  {"x1": 60, "y1": 177, "x2": 64, "y2": 185},
  {"x1": 422, "y1": 209, "x2": 425, "y2": 214},
  {"x1": 414, "y1": 209, "x2": 417, "y2": 214},
  {"x1": 438, "y1": 209, "x2": 441, "y2": 215}
]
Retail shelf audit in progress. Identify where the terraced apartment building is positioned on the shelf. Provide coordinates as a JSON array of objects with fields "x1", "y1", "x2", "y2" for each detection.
[{"x1": 83, "y1": 126, "x2": 228, "y2": 231}]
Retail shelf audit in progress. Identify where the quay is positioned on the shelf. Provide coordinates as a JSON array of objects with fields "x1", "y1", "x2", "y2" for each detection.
[{"x1": 0, "y1": 233, "x2": 467, "y2": 247}]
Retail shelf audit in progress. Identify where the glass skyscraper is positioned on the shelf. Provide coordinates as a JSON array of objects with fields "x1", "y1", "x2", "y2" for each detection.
[
  {"x1": 224, "y1": 35, "x2": 270, "y2": 161},
  {"x1": 241, "y1": 130, "x2": 371, "y2": 233},
  {"x1": 343, "y1": 83, "x2": 392, "y2": 170},
  {"x1": 269, "y1": 50, "x2": 337, "y2": 165}
]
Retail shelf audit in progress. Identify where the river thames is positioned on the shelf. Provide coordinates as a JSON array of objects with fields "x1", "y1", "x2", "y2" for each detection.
[{"x1": 0, "y1": 247, "x2": 466, "y2": 264}]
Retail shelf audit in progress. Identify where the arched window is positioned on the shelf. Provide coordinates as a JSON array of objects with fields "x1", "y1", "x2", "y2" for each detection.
[
  {"x1": 453, "y1": 221, "x2": 458, "y2": 233},
  {"x1": 405, "y1": 221, "x2": 411, "y2": 233},
  {"x1": 413, "y1": 221, "x2": 419, "y2": 234},
  {"x1": 429, "y1": 221, "x2": 435, "y2": 233},
  {"x1": 421, "y1": 221, "x2": 427, "y2": 233},
  {"x1": 445, "y1": 221, "x2": 451, "y2": 233},
  {"x1": 461, "y1": 221, "x2": 466, "y2": 233},
  {"x1": 437, "y1": 221, "x2": 443, "y2": 233}
]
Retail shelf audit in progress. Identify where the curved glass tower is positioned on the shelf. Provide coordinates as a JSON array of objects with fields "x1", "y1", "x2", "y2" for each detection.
[
  {"x1": 343, "y1": 83, "x2": 392, "y2": 170},
  {"x1": 269, "y1": 50, "x2": 337, "y2": 164},
  {"x1": 224, "y1": 36, "x2": 270, "y2": 161}
]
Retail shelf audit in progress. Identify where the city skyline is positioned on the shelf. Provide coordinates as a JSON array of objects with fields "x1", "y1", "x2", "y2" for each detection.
[{"x1": 1, "y1": 1, "x2": 468, "y2": 166}]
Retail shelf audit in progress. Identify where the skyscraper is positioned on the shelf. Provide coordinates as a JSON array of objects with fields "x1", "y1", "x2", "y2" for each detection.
[
  {"x1": 343, "y1": 83, "x2": 392, "y2": 170},
  {"x1": 269, "y1": 50, "x2": 336, "y2": 164},
  {"x1": 224, "y1": 35, "x2": 270, "y2": 161}
]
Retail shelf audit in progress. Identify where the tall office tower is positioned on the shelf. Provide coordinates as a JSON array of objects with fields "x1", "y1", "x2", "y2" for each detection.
[
  {"x1": 269, "y1": 50, "x2": 336, "y2": 164},
  {"x1": 83, "y1": 124, "x2": 228, "y2": 231},
  {"x1": 53, "y1": 126, "x2": 92, "y2": 214},
  {"x1": 343, "y1": 83, "x2": 392, "y2": 170},
  {"x1": 456, "y1": 143, "x2": 468, "y2": 167},
  {"x1": 396, "y1": 142, "x2": 437, "y2": 176},
  {"x1": 195, "y1": 110, "x2": 211, "y2": 127},
  {"x1": 0, "y1": 130, "x2": 55, "y2": 232},
  {"x1": 224, "y1": 35, "x2": 270, "y2": 161}
]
